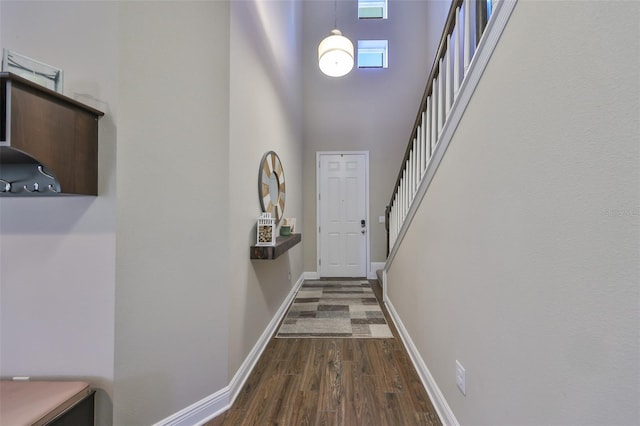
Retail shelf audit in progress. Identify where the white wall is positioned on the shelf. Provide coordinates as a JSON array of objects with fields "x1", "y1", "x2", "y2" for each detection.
[
  {"x1": 0, "y1": 2, "x2": 117, "y2": 425},
  {"x1": 387, "y1": 1, "x2": 639, "y2": 424},
  {"x1": 227, "y1": 0, "x2": 304, "y2": 373},
  {"x1": 1, "y1": 1, "x2": 305, "y2": 424},
  {"x1": 302, "y1": 0, "x2": 451, "y2": 272},
  {"x1": 114, "y1": 2, "x2": 230, "y2": 424}
]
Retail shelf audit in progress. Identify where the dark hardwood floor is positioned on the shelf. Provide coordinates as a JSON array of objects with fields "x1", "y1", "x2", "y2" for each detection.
[{"x1": 206, "y1": 280, "x2": 441, "y2": 426}]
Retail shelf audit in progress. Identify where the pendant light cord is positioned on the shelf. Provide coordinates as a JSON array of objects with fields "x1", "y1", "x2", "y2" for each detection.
[{"x1": 334, "y1": 0, "x2": 337, "y2": 29}]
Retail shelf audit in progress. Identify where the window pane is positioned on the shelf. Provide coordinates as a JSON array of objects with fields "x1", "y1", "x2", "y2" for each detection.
[
  {"x1": 358, "y1": 0, "x2": 387, "y2": 19},
  {"x1": 357, "y1": 40, "x2": 388, "y2": 69},
  {"x1": 358, "y1": 52, "x2": 384, "y2": 68},
  {"x1": 359, "y1": 6, "x2": 384, "y2": 19}
]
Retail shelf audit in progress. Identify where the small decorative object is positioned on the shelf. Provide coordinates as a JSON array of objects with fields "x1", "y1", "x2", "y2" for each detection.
[
  {"x1": 285, "y1": 217, "x2": 296, "y2": 233},
  {"x1": 256, "y1": 212, "x2": 276, "y2": 246},
  {"x1": 2, "y1": 49, "x2": 63, "y2": 93},
  {"x1": 281, "y1": 217, "x2": 296, "y2": 235},
  {"x1": 258, "y1": 151, "x2": 286, "y2": 223},
  {"x1": 280, "y1": 225, "x2": 291, "y2": 237}
]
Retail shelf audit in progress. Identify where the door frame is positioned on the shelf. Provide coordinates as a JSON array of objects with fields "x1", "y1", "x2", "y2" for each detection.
[{"x1": 316, "y1": 151, "x2": 370, "y2": 277}]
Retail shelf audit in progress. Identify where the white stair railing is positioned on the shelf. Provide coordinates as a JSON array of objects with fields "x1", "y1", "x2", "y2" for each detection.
[{"x1": 386, "y1": 0, "x2": 500, "y2": 253}]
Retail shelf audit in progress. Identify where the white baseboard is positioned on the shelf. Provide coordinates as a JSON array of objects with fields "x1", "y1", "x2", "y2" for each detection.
[
  {"x1": 368, "y1": 262, "x2": 386, "y2": 279},
  {"x1": 153, "y1": 386, "x2": 230, "y2": 426},
  {"x1": 226, "y1": 273, "x2": 305, "y2": 405},
  {"x1": 154, "y1": 273, "x2": 306, "y2": 426},
  {"x1": 157, "y1": 273, "x2": 456, "y2": 425},
  {"x1": 308, "y1": 269, "x2": 384, "y2": 280},
  {"x1": 378, "y1": 4, "x2": 518, "y2": 425},
  {"x1": 384, "y1": 296, "x2": 459, "y2": 426}
]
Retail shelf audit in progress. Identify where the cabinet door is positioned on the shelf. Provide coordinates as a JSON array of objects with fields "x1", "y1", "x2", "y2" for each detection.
[{"x1": 9, "y1": 81, "x2": 98, "y2": 195}]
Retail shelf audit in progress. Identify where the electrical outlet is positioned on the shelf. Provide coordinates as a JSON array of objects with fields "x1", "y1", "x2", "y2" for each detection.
[{"x1": 455, "y1": 360, "x2": 466, "y2": 396}]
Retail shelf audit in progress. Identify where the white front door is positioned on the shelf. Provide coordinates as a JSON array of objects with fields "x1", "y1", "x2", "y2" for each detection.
[{"x1": 318, "y1": 152, "x2": 368, "y2": 277}]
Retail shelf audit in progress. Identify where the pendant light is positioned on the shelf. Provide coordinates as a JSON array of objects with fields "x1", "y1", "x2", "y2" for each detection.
[{"x1": 318, "y1": 0, "x2": 354, "y2": 77}]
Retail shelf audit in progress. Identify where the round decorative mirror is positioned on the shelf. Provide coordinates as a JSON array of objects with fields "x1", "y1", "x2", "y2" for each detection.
[{"x1": 258, "y1": 151, "x2": 285, "y2": 223}]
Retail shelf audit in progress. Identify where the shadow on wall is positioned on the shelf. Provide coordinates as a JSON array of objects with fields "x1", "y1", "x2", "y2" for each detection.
[
  {"x1": 94, "y1": 387, "x2": 113, "y2": 426},
  {"x1": 115, "y1": 372, "x2": 170, "y2": 425},
  {"x1": 249, "y1": 221, "x2": 296, "y2": 314},
  {"x1": 232, "y1": 0, "x2": 301, "y2": 116},
  {"x1": 251, "y1": 255, "x2": 294, "y2": 312},
  {"x1": 0, "y1": 197, "x2": 96, "y2": 234},
  {"x1": 0, "y1": 112, "x2": 117, "y2": 236}
]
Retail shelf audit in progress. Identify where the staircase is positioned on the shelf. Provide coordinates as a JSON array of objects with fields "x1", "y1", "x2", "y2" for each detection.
[
  {"x1": 381, "y1": 0, "x2": 517, "y2": 423},
  {"x1": 385, "y1": 0, "x2": 515, "y2": 259},
  {"x1": 381, "y1": 1, "x2": 639, "y2": 424}
]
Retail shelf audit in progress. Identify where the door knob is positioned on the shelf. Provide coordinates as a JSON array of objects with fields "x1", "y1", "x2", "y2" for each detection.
[{"x1": 361, "y1": 229, "x2": 366, "y2": 234}]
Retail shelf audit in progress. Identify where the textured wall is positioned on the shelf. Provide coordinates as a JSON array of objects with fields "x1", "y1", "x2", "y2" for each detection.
[
  {"x1": 227, "y1": 0, "x2": 304, "y2": 375},
  {"x1": 0, "y1": 3, "x2": 117, "y2": 425},
  {"x1": 114, "y1": 2, "x2": 230, "y2": 424},
  {"x1": 387, "y1": 1, "x2": 639, "y2": 424},
  {"x1": 2, "y1": 1, "x2": 305, "y2": 424}
]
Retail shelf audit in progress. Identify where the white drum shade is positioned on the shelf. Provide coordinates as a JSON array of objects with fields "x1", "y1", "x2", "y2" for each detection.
[{"x1": 318, "y1": 29, "x2": 354, "y2": 77}]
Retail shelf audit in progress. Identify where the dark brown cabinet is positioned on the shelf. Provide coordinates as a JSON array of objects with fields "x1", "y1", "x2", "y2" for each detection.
[{"x1": 0, "y1": 72, "x2": 104, "y2": 196}]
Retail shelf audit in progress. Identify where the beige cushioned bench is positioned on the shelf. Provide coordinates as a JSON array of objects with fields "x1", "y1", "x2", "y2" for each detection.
[{"x1": 0, "y1": 381, "x2": 92, "y2": 426}]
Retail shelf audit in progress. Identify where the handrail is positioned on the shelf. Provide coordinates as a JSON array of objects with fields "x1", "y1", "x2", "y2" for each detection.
[
  {"x1": 388, "y1": 0, "x2": 463, "y2": 209},
  {"x1": 386, "y1": 0, "x2": 494, "y2": 254}
]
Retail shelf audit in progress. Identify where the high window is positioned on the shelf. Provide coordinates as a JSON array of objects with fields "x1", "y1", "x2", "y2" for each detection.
[
  {"x1": 358, "y1": 0, "x2": 387, "y2": 19},
  {"x1": 357, "y1": 40, "x2": 388, "y2": 69}
]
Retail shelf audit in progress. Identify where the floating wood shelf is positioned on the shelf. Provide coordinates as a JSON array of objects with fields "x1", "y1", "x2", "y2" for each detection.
[{"x1": 250, "y1": 233, "x2": 301, "y2": 260}]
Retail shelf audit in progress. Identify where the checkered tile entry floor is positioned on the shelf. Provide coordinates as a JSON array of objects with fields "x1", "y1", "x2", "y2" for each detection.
[{"x1": 276, "y1": 280, "x2": 393, "y2": 338}]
